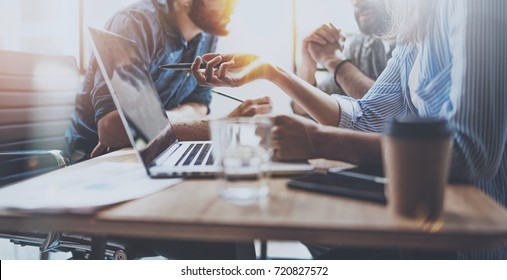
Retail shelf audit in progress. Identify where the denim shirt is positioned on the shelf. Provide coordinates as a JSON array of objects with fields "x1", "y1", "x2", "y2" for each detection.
[{"x1": 65, "y1": 0, "x2": 217, "y2": 161}]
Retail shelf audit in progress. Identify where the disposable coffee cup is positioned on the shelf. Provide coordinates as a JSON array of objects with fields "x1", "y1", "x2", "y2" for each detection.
[{"x1": 382, "y1": 117, "x2": 453, "y2": 220}]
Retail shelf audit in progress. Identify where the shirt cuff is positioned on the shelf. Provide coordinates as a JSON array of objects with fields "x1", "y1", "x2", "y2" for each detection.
[{"x1": 333, "y1": 94, "x2": 361, "y2": 129}]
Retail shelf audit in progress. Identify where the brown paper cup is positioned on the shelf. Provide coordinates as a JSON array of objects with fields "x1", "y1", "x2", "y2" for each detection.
[{"x1": 382, "y1": 118, "x2": 453, "y2": 220}]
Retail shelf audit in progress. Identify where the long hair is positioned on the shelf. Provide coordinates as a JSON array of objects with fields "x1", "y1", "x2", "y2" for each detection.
[{"x1": 384, "y1": 0, "x2": 437, "y2": 43}]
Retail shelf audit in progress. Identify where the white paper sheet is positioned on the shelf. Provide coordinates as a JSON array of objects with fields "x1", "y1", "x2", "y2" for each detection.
[{"x1": 0, "y1": 162, "x2": 181, "y2": 214}]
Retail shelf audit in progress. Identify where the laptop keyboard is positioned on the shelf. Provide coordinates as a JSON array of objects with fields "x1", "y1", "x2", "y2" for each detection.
[
  {"x1": 194, "y1": 143, "x2": 211, "y2": 165},
  {"x1": 174, "y1": 144, "x2": 195, "y2": 166},
  {"x1": 205, "y1": 154, "x2": 214, "y2": 166},
  {"x1": 175, "y1": 143, "x2": 214, "y2": 166},
  {"x1": 183, "y1": 144, "x2": 203, "y2": 166}
]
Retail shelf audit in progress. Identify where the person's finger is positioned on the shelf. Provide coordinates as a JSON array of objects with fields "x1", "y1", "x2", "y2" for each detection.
[
  {"x1": 319, "y1": 24, "x2": 335, "y2": 39},
  {"x1": 254, "y1": 104, "x2": 273, "y2": 115},
  {"x1": 221, "y1": 76, "x2": 239, "y2": 87},
  {"x1": 246, "y1": 96, "x2": 271, "y2": 106},
  {"x1": 242, "y1": 99, "x2": 253, "y2": 107},
  {"x1": 205, "y1": 55, "x2": 222, "y2": 83},
  {"x1": 91, "y1": 142, "x2": 107, "y2": 158},
  {"x1": 328, "y1": 23, "x2": 343, "y2": 42},
  {"x1": 241, "y1": 104, "x2": 272, "y2": 116},
  {"x1": 218, "y1": 60, "x2": 234, "y2": 78},
  {"x1": 255, "y1": 96, "x2": 272, "y2": 105},
  {"x1": 218, "y1": 53, "x2": 236, "y2": 62},
  {"x1": 242, "y1": 105, "x2": 258, "y2": 116},
  {"x1": 213, "y1": 68, "x2": 220, "y2": 78},
  {"x1": 308, "y1": 33, "x2": 328, "y2": 45},
  {"x1": 233, "y1": 54, "x2": 258, "y2": 68},
  {"x1": 191, "y1": 56, "x2": 207, "y2": 85},
  {"x1": 207, "y1": 76, "x2": 227, "y2": 87},
  {"x1": 202, "y1": 53, "x2": 222, "y2": 62},
  {"x1": 316, "y1": 24, "x2": 336, "y2": 43},
  {"x1": 272, "y1": 114, "x2": 290, "y2": 126}
]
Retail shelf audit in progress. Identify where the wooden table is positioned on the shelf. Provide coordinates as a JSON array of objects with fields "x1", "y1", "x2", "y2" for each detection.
[{"x1": 1, "y1": 150, "x2": 507, "y2": 257}]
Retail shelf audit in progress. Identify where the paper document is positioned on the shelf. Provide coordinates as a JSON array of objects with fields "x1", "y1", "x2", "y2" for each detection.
[{"x1": 0, "y1": 162, "x2": 181, "y2": 214}]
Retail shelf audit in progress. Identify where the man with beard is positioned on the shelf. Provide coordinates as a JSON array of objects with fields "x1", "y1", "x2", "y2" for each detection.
[
  {"x1": 293, "y1": 0, "x2": 394, "y2": 115},
  {"x1": 65, "y1": 0, "x2": 271, "y2": 163},
  {"x1": 64, "y1": 0, "x2": 260, "y2": 259}
]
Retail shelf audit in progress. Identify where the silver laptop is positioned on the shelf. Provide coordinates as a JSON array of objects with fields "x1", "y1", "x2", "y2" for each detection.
[{"x1": 88, "y1": 27, "x2": 313, "y2": 178}]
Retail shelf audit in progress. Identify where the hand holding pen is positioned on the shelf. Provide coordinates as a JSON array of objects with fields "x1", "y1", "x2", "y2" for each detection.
[
  {"x1": 159, "y1": 68, "x2": 271, "y2": 116},
  {"x1": 159, "y1": 62, "x2": 222, "y2": 70},
  {"x1": 190, "y1": 53, "x2": 268, "y2": 88},
  {"x1": 160, "y1": 62, "x2": 245, "y2": 103}
]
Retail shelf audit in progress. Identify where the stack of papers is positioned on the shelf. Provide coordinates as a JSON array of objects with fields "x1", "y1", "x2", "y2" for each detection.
[{"x1": 0, "y1": 162, "x2": 181, "y2": 214}]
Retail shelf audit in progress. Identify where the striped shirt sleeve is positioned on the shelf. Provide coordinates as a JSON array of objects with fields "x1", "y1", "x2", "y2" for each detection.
[{"x1": 333, "y1": 44, "x2": 418, "y2": 133}]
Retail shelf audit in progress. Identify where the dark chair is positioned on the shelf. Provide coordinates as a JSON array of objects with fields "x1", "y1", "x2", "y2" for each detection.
[
  {"x1": 0, "y1": 50, "x2": 131, "y2": 259},
  {"x1": 0, "y1": 50, "x2": 78, "y2": 185}
]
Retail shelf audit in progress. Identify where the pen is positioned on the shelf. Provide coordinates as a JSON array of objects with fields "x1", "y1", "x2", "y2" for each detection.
[
  {"x1": 211, "y1": 89, "x2": 244, "y2": 103},
  {"x1": 328, "y1": 169, "x2": 388, "y2": 184},
  {"x1": 159, "y1": 62, "x2": 221, "y2": 70}
]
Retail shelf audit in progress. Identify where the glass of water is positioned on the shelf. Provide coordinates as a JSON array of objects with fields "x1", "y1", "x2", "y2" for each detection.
[{"x1": 210, "y1": 117, "x2": 272, "y2": 204}]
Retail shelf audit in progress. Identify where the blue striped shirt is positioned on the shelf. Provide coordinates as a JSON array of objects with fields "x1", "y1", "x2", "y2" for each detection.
[{"x1": 334, "y1": 0, "x2": 507, "y2": 259}]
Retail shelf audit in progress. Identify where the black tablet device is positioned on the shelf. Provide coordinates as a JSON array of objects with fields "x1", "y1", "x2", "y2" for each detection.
[{"x1": 287, "y1": 169, "x2": 386, "y2": 204}]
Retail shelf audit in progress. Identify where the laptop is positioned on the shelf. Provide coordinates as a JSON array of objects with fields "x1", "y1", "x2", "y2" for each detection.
[{"x1": 88, "y1": 27, "x2": 314, "y2": 178}]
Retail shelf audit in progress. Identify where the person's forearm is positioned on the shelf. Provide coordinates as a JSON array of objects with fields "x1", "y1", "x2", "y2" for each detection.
[
  {"x1": 296, "y1": 61, "x2": 317, "y2": 86},
  {"x1": 291, "y1": 101, "x2": 310, "y2": 116},
  {"x1": 324, "y1": 58, "x2": 375, "y2": 99},
  {"x1": 311, "y1": 125, "x2": 382, "y2": 165},
  {"x1": 171, "y1": 119, "x2": 210, "y2": 141},
  {"x1": 293, "y1": 60, "x2": 317, "y2": 117},
  {"x1": 269, "y1": 65, "x2": 341, "y2": 126},
  {"x1": 97, "y1": 110, "x2": 131, "y2": 148}
]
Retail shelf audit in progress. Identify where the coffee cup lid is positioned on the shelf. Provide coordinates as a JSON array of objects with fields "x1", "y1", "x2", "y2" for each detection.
[{"x1": 384, "y1": 117, "x2": 452, "y2": 138}]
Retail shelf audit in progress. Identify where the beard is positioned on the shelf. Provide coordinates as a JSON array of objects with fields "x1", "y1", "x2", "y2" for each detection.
[
  {"x1": 354, "y1": 2, "x2": 390, "y2": 36},
  {"x1": 355, "y1": 14, "x2": 384, "y2": 36},
  {"x1": 188, "y1": 0, "x2": 232, "y2": 36}
]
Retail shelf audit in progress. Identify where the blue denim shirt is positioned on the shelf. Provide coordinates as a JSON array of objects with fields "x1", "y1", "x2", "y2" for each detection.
[{"x1": 65, "y1": 0, "x2": 217, "y2": 161}]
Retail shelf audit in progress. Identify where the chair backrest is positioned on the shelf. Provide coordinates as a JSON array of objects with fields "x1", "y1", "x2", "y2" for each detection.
[{"x1": 0, "y1": 50, "x2": 79, "y2": 151}]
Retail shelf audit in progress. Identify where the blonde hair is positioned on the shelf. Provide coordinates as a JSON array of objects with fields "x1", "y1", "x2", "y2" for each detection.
[{"x1": 384, "y1": 0, "x2": 436, "y2": 43}]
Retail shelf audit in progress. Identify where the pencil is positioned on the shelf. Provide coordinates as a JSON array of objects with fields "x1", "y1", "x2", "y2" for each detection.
[{"x1": 212, "y1": 89, "x2": 244, "y2": 103}]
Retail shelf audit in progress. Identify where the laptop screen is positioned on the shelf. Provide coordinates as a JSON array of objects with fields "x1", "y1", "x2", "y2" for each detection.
[{"x1": 88, "y1": 27, "x2": 177, "y2": 169}]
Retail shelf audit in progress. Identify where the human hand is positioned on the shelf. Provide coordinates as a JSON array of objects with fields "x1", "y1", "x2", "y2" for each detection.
[
  {"x1": 227, "y1": 96, "x2": 273, "y2": 118},
  {"x1": 91, "y1": 142, "x2": 107, "y2": 158},
  {"x1": 301, "y1": 32, "x2": 319, "y2": 72},
  {"x1": 191, "y1": 53, "x2": 270, "y2": 88},
  {"x1": 270, "y1": 114, "x2": 320, "y2": 161},
  {"x1": 90, "y1": 142, "x2": 123, "y2": 158},
  {"x1": 299, "y1": 35, "x2": 319, "y2": 84},
  {"x1": 305, "y1": 23, "x2": 346, "y2": 70}
]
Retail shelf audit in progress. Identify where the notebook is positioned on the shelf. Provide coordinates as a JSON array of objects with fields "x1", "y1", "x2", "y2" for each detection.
[{"x1": 88, "y1": 27, "x2": 313, "y2": 178}]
